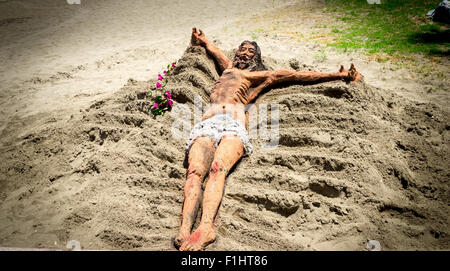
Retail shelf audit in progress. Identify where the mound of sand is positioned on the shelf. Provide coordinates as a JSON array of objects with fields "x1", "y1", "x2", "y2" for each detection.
[{"x1": 0, "y1": 46, "x2": 448, "y2": 250}]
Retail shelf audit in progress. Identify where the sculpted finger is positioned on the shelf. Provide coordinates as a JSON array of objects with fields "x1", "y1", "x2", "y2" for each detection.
[
  {"x1": 199, "y1": 29, "x2": 203, "y2": 36},
  {"x1": 356, "y1": 71, "x2": 364, "y2": 81},
  {"x1": 347, "y1": 69, "x2": 353, "y2": 80},
  {"x1": 193, "y1": 27, "x2": 197, "y2": 33},
  {"x1": 350, "y1": 63, "x2": 355, "y2": 70},
  {"x1": 339, "y1": 65, "x2": 344, "y2": 72}
]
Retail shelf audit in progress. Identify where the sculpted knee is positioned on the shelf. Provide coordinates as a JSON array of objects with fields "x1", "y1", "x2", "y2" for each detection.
[{"x1": 187, "y1": 164, "x2": 206, "y2": 179}]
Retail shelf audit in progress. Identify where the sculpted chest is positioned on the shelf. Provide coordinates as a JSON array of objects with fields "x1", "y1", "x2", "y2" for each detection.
[{"x1": 211, "y1": 69, "x2": 251, "y2": 101}]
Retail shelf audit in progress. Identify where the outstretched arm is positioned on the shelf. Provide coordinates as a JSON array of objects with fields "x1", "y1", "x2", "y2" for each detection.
[
  {"x1": 191, "y1": 28, "x2": 232, "y2": 73},
  {"x1": 247, "y1": 64, "x2": 363, "y2": 103}
]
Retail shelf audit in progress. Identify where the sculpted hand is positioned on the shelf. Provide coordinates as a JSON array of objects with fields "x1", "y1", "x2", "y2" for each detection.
[
  {"x1": 191, "y1": 27, "x2": 207, "y2": 46},
  {"x1": 339, "y1": 63, "x2": 363, "y2": 83}
]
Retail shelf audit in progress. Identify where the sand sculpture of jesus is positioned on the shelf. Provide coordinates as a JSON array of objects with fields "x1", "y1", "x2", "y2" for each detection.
[{"x1": 174, "y1": 28, "x2": 363, "y2": 251}]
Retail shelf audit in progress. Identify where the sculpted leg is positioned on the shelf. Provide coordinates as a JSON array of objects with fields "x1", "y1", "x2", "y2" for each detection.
[
  {"x1": 180, "y1": 135, "x2": 244, "y2": 251},
  {"x1": 174, "y1": 137, "x2": 215, "y2": 249}
]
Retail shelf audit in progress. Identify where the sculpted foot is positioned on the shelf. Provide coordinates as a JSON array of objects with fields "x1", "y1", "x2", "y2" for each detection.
[
  {"x1": 174, "y1": 227, "x2": 191, "y2": 250},
  {"x1": 179, "y1": 225, "x2": 216, "y2": 251}
]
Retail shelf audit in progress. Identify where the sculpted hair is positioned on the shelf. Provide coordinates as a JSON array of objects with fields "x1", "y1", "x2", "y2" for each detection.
[{"x1": 240, "y1": 40, "x2": 267, "y2": 71}]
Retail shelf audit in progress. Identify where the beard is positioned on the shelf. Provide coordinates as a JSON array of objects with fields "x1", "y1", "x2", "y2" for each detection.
[
  {"x1": 233, "y1": 55, "x2": 257, "y2": 70},
  {"x1": 234, "y1": 60, "x2": 250, "y2": 69}
]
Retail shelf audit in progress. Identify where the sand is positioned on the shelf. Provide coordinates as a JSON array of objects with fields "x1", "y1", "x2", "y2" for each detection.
[{"x1": 0, "y1": 0, "x2": 448, "y2": 250}]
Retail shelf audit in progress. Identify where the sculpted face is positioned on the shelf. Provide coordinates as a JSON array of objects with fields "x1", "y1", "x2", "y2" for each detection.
[{"x1": 233, "y1": 42, "x2": 256, "y2": 70}]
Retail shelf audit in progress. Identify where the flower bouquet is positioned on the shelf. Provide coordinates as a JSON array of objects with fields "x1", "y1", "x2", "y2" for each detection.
[{"x1": 143, "y1": 62, "x2": 176, "y2": 116}]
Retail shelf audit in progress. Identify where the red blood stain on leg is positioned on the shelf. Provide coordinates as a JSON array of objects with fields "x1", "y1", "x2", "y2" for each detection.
[
  {"x1": 210, "y1": 161, "x2": 221, "y2": 179},
  {"x1": 211, "y1": 161, "x2": 220, "y2": 172},
  {"x1": 186, "y1": 165, "x2": 201, "y2": 192}
]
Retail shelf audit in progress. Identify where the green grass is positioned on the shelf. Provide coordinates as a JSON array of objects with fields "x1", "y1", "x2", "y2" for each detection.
[
  {"x1": 324, "y1": 0, "x2": 450, "y2": 57},
  {"x1": 314, "y1": 48, "x2": 328, "y2": 62},
  {"x1": 250, "y1": 28, "x2": 266, "y2": 40}
]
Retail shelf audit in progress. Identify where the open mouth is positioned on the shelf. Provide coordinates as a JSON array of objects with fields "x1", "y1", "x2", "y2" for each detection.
[
  {"x1": 235, "y1": 54, "x2": 250, "y2": 62},
  {"x1": 240, "y1": 55, "x2": 249, "y2": 61}
]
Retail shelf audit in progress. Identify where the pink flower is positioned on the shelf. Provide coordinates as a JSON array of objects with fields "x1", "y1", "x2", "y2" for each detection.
[
  {"x1": 164, "y1": 91, "x2": 172, "y2": 99},
  {"x1": 167, "y1": 100, "x2": 173, "y2": 107},
  {"x1": 152, "y1": 103, "x2": 158, "y2": 109},
  {"x1": 156, "y1": 82, "x2": 162, "y2": 88},
  {"x1": 163, "y1": 70, "x2": 167, "y2": 75},
  {"x1": 172, "y1": 63, "x2": 176, "y2": 68},
  {"x1": 158, "y1": 74, "x2": 163, "y2": 81}
]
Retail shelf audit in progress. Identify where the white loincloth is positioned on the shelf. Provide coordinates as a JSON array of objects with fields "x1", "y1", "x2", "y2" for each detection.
[{"x1": 185, "y1": 113, "x2": 253, "y2": 155}]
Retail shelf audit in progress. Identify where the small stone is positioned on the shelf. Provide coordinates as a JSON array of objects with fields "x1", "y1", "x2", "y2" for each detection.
[{"x1": 289, "y1": 59, "x2": 300, "y2": 70}]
